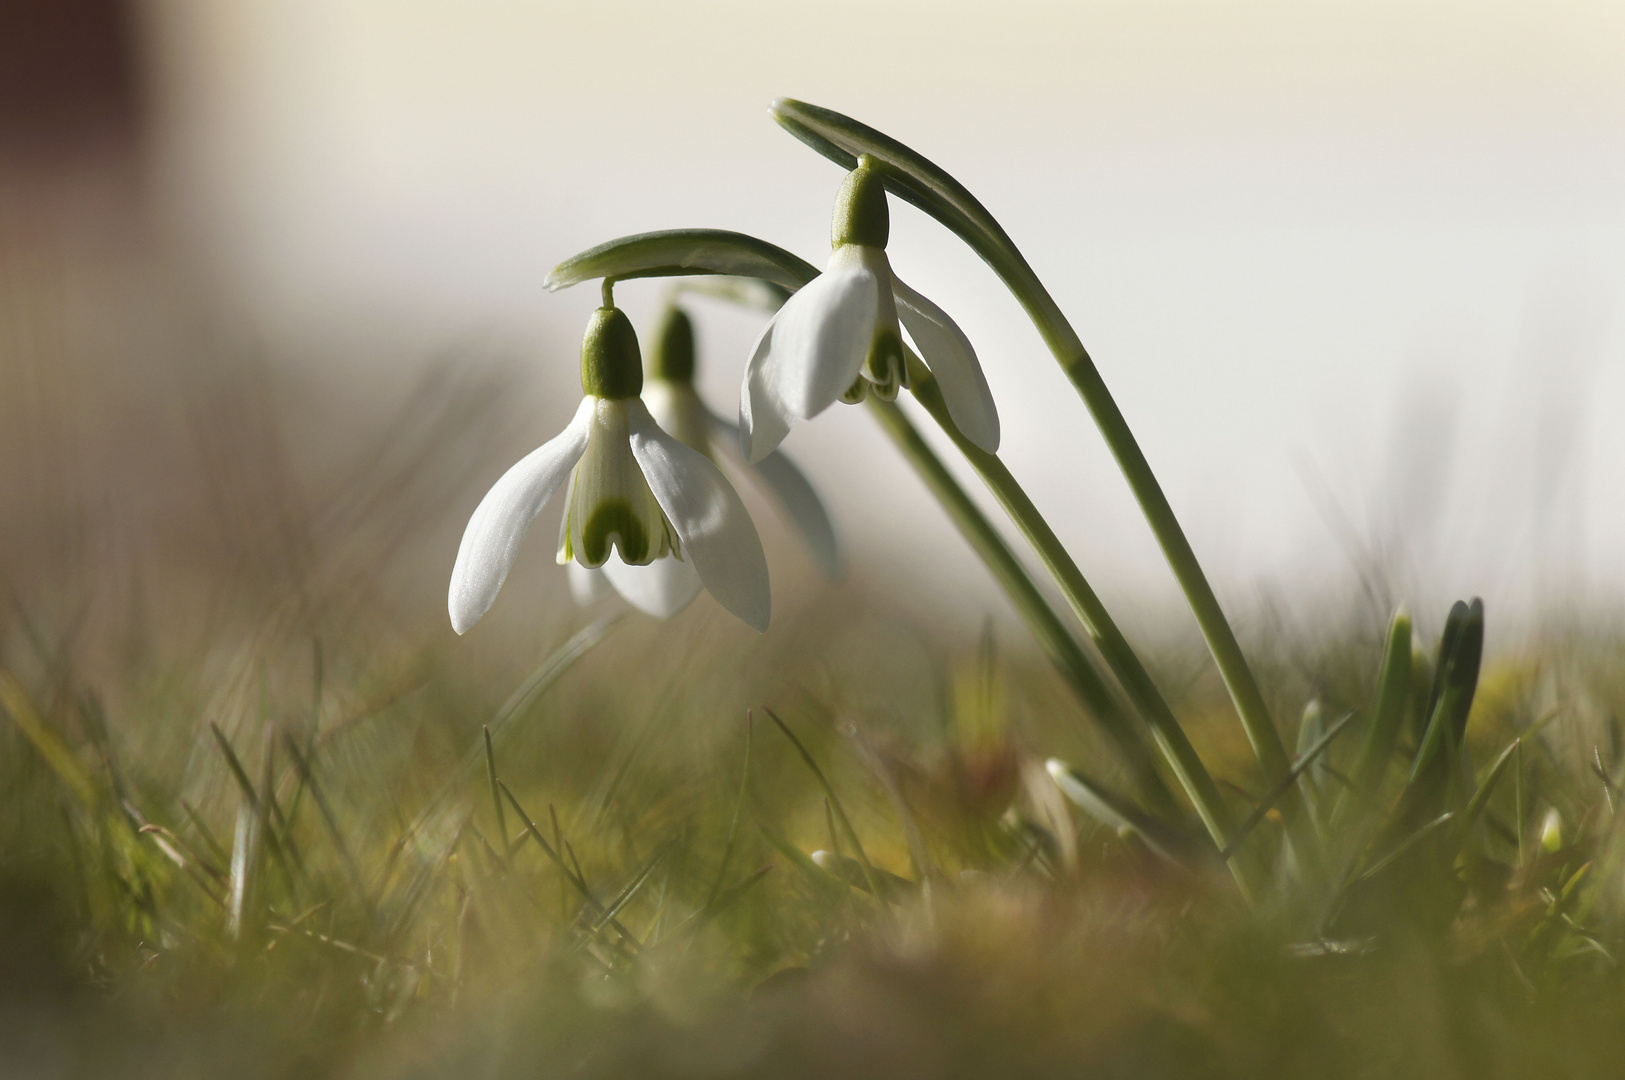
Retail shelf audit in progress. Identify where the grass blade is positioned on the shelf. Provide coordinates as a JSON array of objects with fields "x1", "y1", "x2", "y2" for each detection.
[
  {"x1": 705, "y1": 712, "x2": 753, "y2": 909},
  {"x1": 1347, "y1": 607, "x2": 1414, "y2": 799},
  {"x1": 0, "y1": 669, "x2": 98, "y2": 806},
  {"x1": 1221, "y1": 710, "x2": 1358, "y2": 861},
  {"x1": 282, "y1": 732, "x2": 376, "y2": 929},
  {"x1": 1357, "y1": 811, "x2": 1455, "y2": 883},
  {"x1": 1453, "y1": 737, "x2": 1520, "y2": 842},
  {"x1": 763, "y1": 708, "x2": 886, "y2": 904},
  {"x1": 497, "y1": 781, "x2": 640, "y2": 951},
  {"x1": 483, "y1": 725, "x2": 507, "y2": 862}
]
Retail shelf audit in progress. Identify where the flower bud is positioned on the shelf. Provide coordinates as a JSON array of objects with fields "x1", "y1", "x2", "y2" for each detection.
[
  {"x1": 831, "y1": 154, "x2": 890, "y2": 250},
  {"x1": 1540, "y1": 807, "x2": 1563, "y2": 854},
  {"x1": 580, "y1": 306, "x2": 643, "y2": 399},
  {"x1": 649, "y1": 306, "x2": 695, "y2": 383}
]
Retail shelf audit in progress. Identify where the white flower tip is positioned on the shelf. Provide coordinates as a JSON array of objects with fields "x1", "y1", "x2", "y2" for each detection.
[
  {"x1": 738, "y1": 396, "x2": 782, "y2": 465},
  {"x1": 810, "y1": 849, "x2": 835, "y2": 871},
  {"x1": 1044, "y1": 758, "x2": 1068, "y2": 782},
  {"x1": 448, "y1": 563, "x2": 497, "y2": 635},
  {"x1": 966, "y1": 418, "x2": 1000, "y2": 455},
  {"x1": 740, "y1": 593, "x2": 770, "y2": 634},
  {"x1": 743, "y1": 433, "x2": 773, "y2": 466},
  {"x1": 447, "y1": 592, "x2": 478, "y2": 636}
]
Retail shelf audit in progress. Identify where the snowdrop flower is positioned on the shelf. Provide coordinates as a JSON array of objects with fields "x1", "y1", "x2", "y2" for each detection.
[
  {"x1": 569, "y1": 305, "x2": 840, "y2": 606},
  {"x1": 740, "y1": 154, "x2": 999, "y2": 462},
  {"x1": 450, "y1": 306, "x2": 770, "y2": 633}
]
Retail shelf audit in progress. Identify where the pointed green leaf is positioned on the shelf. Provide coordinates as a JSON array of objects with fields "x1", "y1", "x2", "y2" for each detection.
[
  {"x1": 1398, "y1": 599, "x2": 1486, "y2": 825},
  {"x1": 1454, "y1": 736, "x2": 1519, "y2": 842},
  {"x1": 1349, "y1": 607, "x2": 1413, "y2": 796},
  {"x1": 1220, "y1": 709, "x2": 1357, "y2": 860}
]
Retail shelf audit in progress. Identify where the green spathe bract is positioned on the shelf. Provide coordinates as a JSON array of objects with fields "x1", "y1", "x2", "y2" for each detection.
[
  {"x1": 546, "y1": 229, "x2": 817, "y2": 294},
  {"x1": 580, "y1": 307, "x2": 643, "y2": 400}
]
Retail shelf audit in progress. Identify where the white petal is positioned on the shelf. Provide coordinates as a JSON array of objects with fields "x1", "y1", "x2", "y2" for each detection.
[
  {"x1": 739, "y1": 317, "x2": 794, "y2": 464},
  {"x1": 707, "y1": 409, "x2": 841, "y2": 579},
  {"x1": 601, "y1": 554, "x2": 703, "y2": 618},
  {"x1": 448, "y1": 397, "x2": 594, "y2": 634},
  {"x1": 567, "y1": 561, "x2": 614, "y2": 606},
  {"x1": 626, "y1": 401, "x2": 771, "y2": 632},
  {"x1": 892, "y1": 275, "x2": 1000, "y2": 453},
  {"x1": 642, "y1": 379, "x2": 712, "y2": 456},
  {"x1": 742, "y1": 249, "x2": 878, "y2": 462}
]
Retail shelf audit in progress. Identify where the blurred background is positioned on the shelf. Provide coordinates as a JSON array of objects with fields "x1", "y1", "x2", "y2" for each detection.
[{"x1": 4, "y1": 0, "x2": 1623, "y2": 684}]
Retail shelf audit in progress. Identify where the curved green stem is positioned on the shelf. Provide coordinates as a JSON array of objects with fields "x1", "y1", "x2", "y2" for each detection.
[
  {"x1": 903, "y1": 359, "x2": 1233, "y2": 851},
  {"x1": 772, "y1": 99, "x2": 1292, "y2": 790},
  {"x1": 865, "y1": 396, "x2": 1176, "y2": 817}
]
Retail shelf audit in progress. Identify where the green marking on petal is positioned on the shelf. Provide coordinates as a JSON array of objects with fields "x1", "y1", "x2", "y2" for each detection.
[
  {"x1": 863, "y1": 325, "x2": 905, "y2": 399},
  {"x1": 558, "y1": 399, "x2": 677, "y2": 569},
  {"x1": 581, "y1": 499, "x2": 650, "y2": 566}
]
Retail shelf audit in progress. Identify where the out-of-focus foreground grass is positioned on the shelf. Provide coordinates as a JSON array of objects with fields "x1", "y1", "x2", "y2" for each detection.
[{"x1": 7, "y1": 159, "x2": 1625, "y2": 1080}]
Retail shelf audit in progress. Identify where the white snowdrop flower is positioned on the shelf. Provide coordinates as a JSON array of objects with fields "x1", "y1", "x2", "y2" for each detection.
[
  {"x1": 570, "y1": 305, "x2": 840, "y2": 605},
  {"x1": 740, "y1": 154, "x2": 999, "y2": 462},
  {"x1": 449, "y1": 306, "x2": 770, "y2": 634}
]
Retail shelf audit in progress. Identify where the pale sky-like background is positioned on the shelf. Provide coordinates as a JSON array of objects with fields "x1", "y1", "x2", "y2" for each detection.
[{"x1": 137, "y1": 0, "x2": 1625, "y2": 634}]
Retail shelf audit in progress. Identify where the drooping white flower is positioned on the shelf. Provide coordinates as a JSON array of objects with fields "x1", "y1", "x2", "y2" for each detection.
[
  {"x1": 652, "y1": 306, "x2": 840, "y2": 574},
  {"x1": 570, "y1": 305, "x2": 841, "y2": 606},
  {"x1": 740, "y1": 155, "x2": 999, "y2": 462},
  {"x1": 449, "y1": 306, "x2": 770, "y2": 634}
]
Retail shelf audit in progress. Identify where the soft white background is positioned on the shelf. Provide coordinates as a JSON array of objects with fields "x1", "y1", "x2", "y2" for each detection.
[{"x1": 139, "y1": 0, "x2": 1625, "y2": 634}]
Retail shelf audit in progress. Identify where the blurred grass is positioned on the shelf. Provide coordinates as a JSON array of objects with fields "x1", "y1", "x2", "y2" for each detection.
[
  {"x1": 5, "y1": 588, "x2": 1625, "y2": 1079},
  {"x1": 8, "y1": 163, "x2": 1625, "y2": 1080}
]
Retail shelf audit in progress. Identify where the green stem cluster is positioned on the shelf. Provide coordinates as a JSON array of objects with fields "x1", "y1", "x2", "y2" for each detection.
[{"x1": 902, "y1": 359, "x2": 1233, "y2": 851}]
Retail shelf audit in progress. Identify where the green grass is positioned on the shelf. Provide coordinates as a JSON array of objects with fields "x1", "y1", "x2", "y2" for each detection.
[{"x1": 4, "y1": 590, "x2": 1625, "y2": 1079}]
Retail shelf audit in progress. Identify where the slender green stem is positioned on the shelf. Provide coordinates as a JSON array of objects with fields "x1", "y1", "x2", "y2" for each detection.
[
  {"x1": 902, "y1": 359, "x2": 1232, "y2": 850},
  {"x1": 866, "y1": 396, "x2": 1177, "y2": 818},
  {"x1": 1515, "y1": 739, "x2": 1525, "y2": 868},
  {"x1": 1059, "y1": 346, "x2": 1292, "y2": 782}
]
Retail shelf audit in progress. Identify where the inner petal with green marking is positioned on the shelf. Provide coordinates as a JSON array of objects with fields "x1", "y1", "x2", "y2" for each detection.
[{"x1": 557, "y1": 399, "x2": 678, "y2": 568}]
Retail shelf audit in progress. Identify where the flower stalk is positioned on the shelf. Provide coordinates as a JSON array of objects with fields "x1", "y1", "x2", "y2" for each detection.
[
  {"x1": 902, "y1": 355, "x2": 1235, "y2": 852},
  {"x1": 864, "y1": 395, "x2": 1178, "y2": 819}
]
